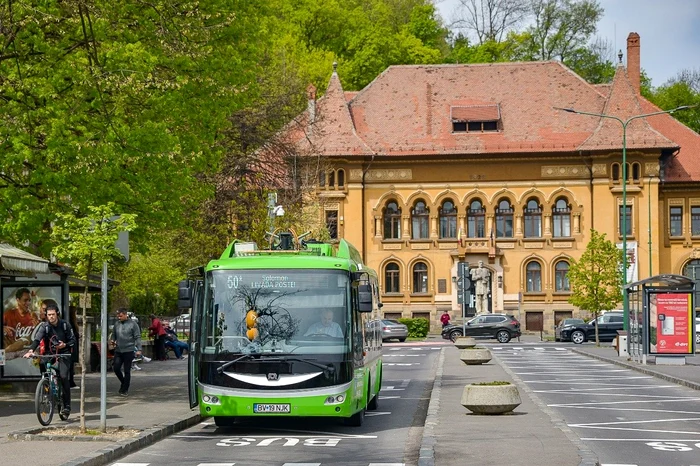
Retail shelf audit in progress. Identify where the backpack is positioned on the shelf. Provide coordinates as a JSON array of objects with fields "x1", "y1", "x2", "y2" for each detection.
[{"x1": 42, "y1": 320, "x2": 72, "y2": 354}]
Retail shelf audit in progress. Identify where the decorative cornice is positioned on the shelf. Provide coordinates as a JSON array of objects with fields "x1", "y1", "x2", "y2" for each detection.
[
  {"x1": 349, "y1": 169, "x2": 413, "y2": 181},
  {"x1": 645, "y1": 162, "x2": 660, "y2": 176},
  {"x1": 541, "y1": 165, "x2": 589, "y2": 178}
]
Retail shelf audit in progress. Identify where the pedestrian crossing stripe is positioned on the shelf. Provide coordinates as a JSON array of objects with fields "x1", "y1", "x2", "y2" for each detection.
[{"x1": 112, "y1": 463, "x2": 406, "y2": 466}]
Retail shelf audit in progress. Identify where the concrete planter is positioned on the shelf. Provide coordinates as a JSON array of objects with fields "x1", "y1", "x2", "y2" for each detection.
[
  {"x1": 454, "y1": 337, "x2": 477, "y2": 349},
  {"x1": 461, "y1": 383, "x2": 522, "y2": 414},
  {"x1": 459, "y1": 348, "x2": 492, "y2": 365}
]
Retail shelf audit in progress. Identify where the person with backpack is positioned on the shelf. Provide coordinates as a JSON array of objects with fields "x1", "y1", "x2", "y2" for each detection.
[
  {"x1": 148, "y1": 313, "x2": 167, "y2": 361},
  {"x1": 23, "y1": 303, "x2": 76, "y2": 417},
  {"x1": 109, "y1": 308, "x2": 143, "y2": 397}
]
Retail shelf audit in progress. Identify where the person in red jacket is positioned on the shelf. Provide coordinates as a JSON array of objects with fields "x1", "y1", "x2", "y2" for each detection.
[
  {"x1": 148, "y1": 314, "x2": 167, "y2": 361},
  {"x1": 440, "y1": 310, "x2": 451, "y2": 327}
]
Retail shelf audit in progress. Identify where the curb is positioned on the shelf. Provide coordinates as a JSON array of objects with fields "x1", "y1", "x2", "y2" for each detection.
[
  {"x1": 7, "y1": 413, "x2": 201, "y2": 466},
  {"x1": 570, "y1": 349, "x2": 700, "y2": 391},
  {"x1": 493, "y1": 353, "x2": 599, "y2": 466},
  {"x1": 417, "y1": 347, "x2": 445, "y2": 466}
]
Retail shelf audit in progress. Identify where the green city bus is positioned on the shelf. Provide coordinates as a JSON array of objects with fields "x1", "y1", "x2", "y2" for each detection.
[{"x1": 179, "y1": 232, "x2": 383, "y2": 427}]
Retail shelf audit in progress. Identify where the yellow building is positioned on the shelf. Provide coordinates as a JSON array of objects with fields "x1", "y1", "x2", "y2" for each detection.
[{"x1": 289, "y1": 33, "x2": 700, "y2": 333}]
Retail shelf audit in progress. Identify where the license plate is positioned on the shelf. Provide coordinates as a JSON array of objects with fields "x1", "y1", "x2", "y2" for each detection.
[{"x1": 253, "y1": 403, "x2": 291, "y2": 413}]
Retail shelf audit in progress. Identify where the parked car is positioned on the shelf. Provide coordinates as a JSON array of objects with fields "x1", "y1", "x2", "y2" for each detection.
[
  {"x1": 554, "y1": 318, "x2": 585, "y2": 342},
  {"x1": 563, "y1": 312, "x2": 624, "y2": 344},
  {"x1": 381, "y1": 319, "x2": 408, "y2": 342},
  {"x1": 441, "y1": 313, "x2": 521, "y2": 343}
]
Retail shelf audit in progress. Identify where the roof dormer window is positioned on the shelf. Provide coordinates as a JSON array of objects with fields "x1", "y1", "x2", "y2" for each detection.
[{"x1": 451, "y1": 104, "x2": 500, "y2": 133}]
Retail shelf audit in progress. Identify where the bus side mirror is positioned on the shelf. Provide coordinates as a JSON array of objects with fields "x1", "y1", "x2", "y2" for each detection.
[
  {"x1": 178, "y1": 280, "x2": 193, "y2": 309},
  {"x1": 358, "y1": 284, "x2": 373, "y2": 313}
]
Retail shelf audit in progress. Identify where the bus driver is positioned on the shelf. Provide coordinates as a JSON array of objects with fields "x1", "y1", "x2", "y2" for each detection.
[{"x1": 304, "y1": 310, "x2": 343, "y2": 338}]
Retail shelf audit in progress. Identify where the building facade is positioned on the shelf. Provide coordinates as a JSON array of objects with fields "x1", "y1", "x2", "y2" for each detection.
[{"x1": 289, "y1": 33, "x2": 700, "y2": 333}]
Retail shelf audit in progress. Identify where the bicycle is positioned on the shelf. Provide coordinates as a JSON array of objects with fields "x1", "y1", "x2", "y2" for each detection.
[{"x1": 32, "y1": 353, "x2": 73, "y2": 426}]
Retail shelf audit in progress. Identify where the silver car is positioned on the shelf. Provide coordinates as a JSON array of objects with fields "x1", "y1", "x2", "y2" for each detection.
[{"x1": 381, "y1": 319, "x2": 408, "y2": 342}]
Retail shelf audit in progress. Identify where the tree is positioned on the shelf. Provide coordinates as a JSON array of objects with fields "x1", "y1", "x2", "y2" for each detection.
[
  {"x1": 451, "y1": 0, "x2": 530, "y2": 44},
  {"x1": 0, "y1": 0, "x2": 272, "y2": 255},
  {"x1": 567, "y1": 229, "x2": 623, "y2": 345},
  {"x1": 644, "y1": 68, "x2": 700, "y2": 133},
  {"x1": 52, "y1": 204, "x2": 137, "y2": 433}
]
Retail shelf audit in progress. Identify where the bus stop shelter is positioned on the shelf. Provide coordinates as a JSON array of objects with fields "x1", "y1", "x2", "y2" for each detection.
[{"x1": 625, "y1": 274, "x2": 695, "y2": 365}]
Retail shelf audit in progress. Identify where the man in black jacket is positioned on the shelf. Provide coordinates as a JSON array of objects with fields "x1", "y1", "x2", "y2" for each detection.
[{"x1": 24, "y1": 304, "x2": 76, "y2": 417}]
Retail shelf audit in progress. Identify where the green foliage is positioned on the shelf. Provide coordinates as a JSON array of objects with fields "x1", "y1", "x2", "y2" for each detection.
[
  {"x1": 472, "y1": 381, "x2": 511, "y2": 386},
  {"x1": 398, "y1": 317, "x2": 429, "y2": 337},
  {"x1": 568, "y1": 229, "x2": 623, "y2": 344},
  {"x1": 51, "y1": 204, "x2": 137, "y2": 279},
  {"x1": 643, "y1": 80, "x2": 700, "y2": 133}
]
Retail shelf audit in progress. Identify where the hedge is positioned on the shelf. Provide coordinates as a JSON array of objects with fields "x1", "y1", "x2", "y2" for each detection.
[{"x1": 398, "y1": 317, "x2": 429, "y2": 338}]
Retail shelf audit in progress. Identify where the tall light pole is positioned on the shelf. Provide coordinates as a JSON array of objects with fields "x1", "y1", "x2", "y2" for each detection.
[{"x1": 554, "y1": 105, "x2": 695, "y2": 330}]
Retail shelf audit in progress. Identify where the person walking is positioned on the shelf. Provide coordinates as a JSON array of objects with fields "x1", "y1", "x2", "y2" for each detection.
[
  {"x1": 148, "y1": 313, "x2": 167, "y2": 361},
  {"x1": 440, "y1": 310, "x2": 451, "y2": 327},
  {"x1": 109, "y1": 308, "x2": 142, "y2": 397}
]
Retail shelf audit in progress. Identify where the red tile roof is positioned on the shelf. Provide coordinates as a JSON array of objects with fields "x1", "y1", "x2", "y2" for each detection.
[{"x1": 290, "y1": 61, "x2": 699, "y2": 181}]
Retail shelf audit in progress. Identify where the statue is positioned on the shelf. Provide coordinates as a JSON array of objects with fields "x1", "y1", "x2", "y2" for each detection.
[{"x1": 470, "y1": 260, "x2": 490, "y2": 314}]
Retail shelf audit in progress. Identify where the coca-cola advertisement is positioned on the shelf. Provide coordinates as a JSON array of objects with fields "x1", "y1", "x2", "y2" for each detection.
[{"x1": 2, "y1": 285, "x2": 63, "y2": 377}]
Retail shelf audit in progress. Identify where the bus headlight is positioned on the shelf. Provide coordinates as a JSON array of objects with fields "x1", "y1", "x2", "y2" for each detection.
[
  {"x1": 324, "y1": 394, "x2": 345, "y2": 405},
  {"x1": 202, "y1": 394, "x2": 221, "y2": 405}
]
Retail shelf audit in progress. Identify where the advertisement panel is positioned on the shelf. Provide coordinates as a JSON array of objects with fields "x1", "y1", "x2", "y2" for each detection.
[
  {"x1": 648, "y1": 292, "x2": 694, "y2": 355},
  {"x1": 1, "y1": 284, "x2": 65, "y2": 377},
  {"x1": 617, "y1": 241, "x2": 638, "y2": 284}
]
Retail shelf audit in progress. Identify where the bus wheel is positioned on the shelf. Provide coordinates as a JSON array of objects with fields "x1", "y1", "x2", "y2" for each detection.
[
  {"x1": 214, "y1": 416, "x2": 236, "y2": 427},
  {"x1": 345, "y1": 407, "x2": 365, "y2": 426}
]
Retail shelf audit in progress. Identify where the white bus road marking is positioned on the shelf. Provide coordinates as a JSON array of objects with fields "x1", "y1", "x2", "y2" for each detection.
[
  {"x1": 522, "y1": 376, "x2": 653, "y2": 383},
  {"x1": 381, "y1": 395, "x2": 401, "y2": 400},
  {"x1": 546, "y1": 395, "x2": 700, "y2": 405},
  {"x1": 365, "y1": 411, "x2": 391, "y2": 417},
  {"x1": 381, "y1": 386, "x2": 405, "y2": 391},
  {"x1": 384, "y1": 363, "x2": 420, "y2": 366},
  {"x1": 400, "y1": 379, "x2": 410, "y2": 387},
  {"x1": 198, "y1": 464, "x2": 236, "y2": 466},
  {"x1": 383, "y1": 354, "x2": 424, "y2": 357},
  {"x1": 112, "y1": 464, "x2": 150, "y2": 466}
]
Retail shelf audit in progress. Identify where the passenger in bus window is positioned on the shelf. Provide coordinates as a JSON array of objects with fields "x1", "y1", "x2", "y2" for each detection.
[{"x1": 304, "y1": 310, "x2": 343, "y2": 338}]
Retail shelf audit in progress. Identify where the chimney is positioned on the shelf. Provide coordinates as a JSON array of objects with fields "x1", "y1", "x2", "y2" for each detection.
[
  {"x1": 306, "y1": 83, "x2": 317, "y2": 123},
  {"x1": 626, "y1": 32, "x2": 640, "y2": 93}
]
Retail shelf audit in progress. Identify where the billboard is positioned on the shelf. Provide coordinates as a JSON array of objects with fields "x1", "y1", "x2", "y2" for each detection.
[
  {"x1": 648, "y1": 292, "x2": 694, "y2": 355},
  {"x1": 1, "y1": 284, "x2": 65, "y2": 377},
  {"x1": 617, "y1": 240, "x2": 638, "y2": 284}
]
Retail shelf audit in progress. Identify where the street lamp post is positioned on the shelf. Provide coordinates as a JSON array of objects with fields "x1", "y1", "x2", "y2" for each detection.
[{"x1": 554, "y1": 105, "x2": 695, "y2": 330}]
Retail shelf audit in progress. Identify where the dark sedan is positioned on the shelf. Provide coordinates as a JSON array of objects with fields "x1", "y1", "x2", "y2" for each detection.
[
  {"x1": 560, "y1": 312, "x2": 624, "y2": 344},
  {"x1": 441, "y1": 314, "x2": 521, "y2": 343},
  {"x1": 554, "y1": 318, "x2": 585, "y2": 342}
]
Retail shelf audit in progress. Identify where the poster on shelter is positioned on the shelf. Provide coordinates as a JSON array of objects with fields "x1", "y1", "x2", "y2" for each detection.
[
  {"x1": 648, "y1": 292, "x2": 693, "y2": 355},
  {"x1": 1, "y1": 285, "x2": 63, "y2": 377}
]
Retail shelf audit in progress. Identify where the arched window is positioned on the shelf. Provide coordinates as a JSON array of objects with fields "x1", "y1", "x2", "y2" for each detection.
[
  {"x1": 612, "y1": 163, "x2": 620, "y2": 183},
  {"x1": 552, "y1": 197, "x2": 571, "y2": 237},
  {"x1": 467, "y1": 199, "x2": 486, "y2": 238},
  {"x1": 555, "y1": 261, "x2": 570, "y2": 291},
  {"x1": 337, "y1": 169, "x2": 345, "y2": 188},
  {"x1": 495, "y1": 199, "x2": 514, "y2": 238},
  {"x1": 439, "y1": 200, "x2": 457, "y2": 239},
  {"x1": 319, "y1": 170, "x2": 326, "y2": 187},
  {"x1": 328, "y1": 171, "x2": 335, "y2": 188},
  {"x1": 412, "y1": 262, "x2": 428, "y2": 293},
  {"x1": 683, "y1": 260, "x2": 700, "y2": 309},
  {"x1": 384, "y1": 262, "x2": 400, "y2": 293},
  {"x1": 526, "y1": 261, "x2": 542, "y2": 292},
  {"x1": 383, "y1": 201, "x2": 401, "y2": 239},
  {"x1": 632, "y1": 163, "x2": 640, "y2": 182},
  {"x1": 524, "y1": 198, "x2": 542, "y2": 238},
  {"x1": 411, "y1": 200, "x2": 429, "y2": 239}
]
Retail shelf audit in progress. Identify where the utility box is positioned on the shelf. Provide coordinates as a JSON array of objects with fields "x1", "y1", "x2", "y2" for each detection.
[{"x1": 615, "y1": 331, "x2": 628, "y2": 357}]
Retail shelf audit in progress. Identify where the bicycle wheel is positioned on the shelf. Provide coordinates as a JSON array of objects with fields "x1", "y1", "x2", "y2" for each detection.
[{"x1": 35, "y1": 378, "x2": 54, "y2": 426}]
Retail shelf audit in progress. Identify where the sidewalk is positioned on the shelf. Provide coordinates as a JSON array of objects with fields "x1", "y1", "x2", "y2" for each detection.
[{"x1": 0, "y1": 357, "x2": 198, "y2": 466}]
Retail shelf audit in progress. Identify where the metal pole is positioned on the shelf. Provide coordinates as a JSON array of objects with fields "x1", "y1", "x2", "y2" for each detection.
[
  {"x1": 622, "y1": 122, "x2": 628, "y2": 331},
  {"x1": 100, "y1": 260, "x2": 108, "y2": 431},
  {"x1": 647, "y1": 175, "x2": 655, "y2": 276}
]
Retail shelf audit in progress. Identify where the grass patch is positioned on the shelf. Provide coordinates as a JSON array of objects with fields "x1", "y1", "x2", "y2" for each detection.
[{"x1": 472, "y1": 381, "x2": 511, "y2": 386}]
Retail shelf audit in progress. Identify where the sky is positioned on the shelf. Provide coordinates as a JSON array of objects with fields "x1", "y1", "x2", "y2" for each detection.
[{"x1": 434, "y1": 0, "x2": 700, "y2": 87}]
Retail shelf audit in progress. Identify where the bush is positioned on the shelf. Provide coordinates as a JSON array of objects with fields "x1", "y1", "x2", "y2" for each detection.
[{"x1": 398, "y1": 318, "x2": 429, "y2": 338}]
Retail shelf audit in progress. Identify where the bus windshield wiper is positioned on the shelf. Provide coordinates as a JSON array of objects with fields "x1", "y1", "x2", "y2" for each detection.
[
  {"x1": 216, "y1": 353, "x2": 259, "y2": 374},
  {"x1": 262, "y1": 355, "x2": 335, "y2": 375}
]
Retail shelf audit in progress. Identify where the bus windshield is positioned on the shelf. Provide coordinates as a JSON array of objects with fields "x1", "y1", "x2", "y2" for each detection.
[{"x1": 202, "y1": 269, "x2": 351, "y2": 356}]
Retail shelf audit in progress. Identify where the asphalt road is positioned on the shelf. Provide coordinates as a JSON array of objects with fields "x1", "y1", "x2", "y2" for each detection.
[
  {"x1": 108, "y1": 342, "x2": 446, "y2": 466},
  {"x1": 488, "y1": 342, "x2": 700, "y2": 466}
]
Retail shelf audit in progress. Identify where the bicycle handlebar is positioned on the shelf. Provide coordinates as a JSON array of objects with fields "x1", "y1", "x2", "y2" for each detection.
[{"x1": 29, "y1": 354, "x2": 72, "y2": 360}]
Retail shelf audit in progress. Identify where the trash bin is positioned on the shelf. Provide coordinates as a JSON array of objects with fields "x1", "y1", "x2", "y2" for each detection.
[{"x1": 616, "y1": 332, "x2": 628, "y2": 357}]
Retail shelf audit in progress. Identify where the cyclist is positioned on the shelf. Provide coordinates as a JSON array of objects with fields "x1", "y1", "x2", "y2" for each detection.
[{"x1": 23, "y1": 304, "x2": 76, "y2": 417}]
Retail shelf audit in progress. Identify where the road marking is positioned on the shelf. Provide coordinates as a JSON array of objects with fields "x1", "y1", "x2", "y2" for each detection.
[
  {"x1": 112, "y1": 464, "x2": 150, "y2": 466},
  {"x1": 198, "y1": 464, "x2": 236, "y2": 466},
  {"x1": 400, "y1": 379, "x2": 410, "y2": 387},
  {"x1": 381, "y1": 386, "x2": 405, "y2": 391},
  {"x1": 365, "y1": 411, "x2": 391, "y2": 417},
  {"x1": 368, "y1": 464, "x2": 406, "y2": 466},
  {"x1": 282, "y1": 464, "x2": 321, "y2": 466},
  {"x1": 383, "y1": 354, "x2": 424, "y2": 357},
  {"x1": 381, "y1": 395, "x2": 401, "y2": 400},
  {"x1": 384, "y1": 363, "x2": 420, "y2": 366}
]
